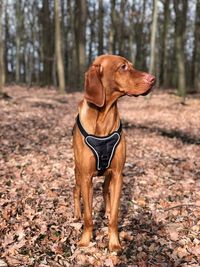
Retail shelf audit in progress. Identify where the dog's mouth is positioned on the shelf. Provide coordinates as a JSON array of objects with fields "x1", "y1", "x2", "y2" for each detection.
[
  {"x1": 126, "y1": 88, "x2": 151, "y2": 97},
  {"x1": 141, "y1": 87, "x2": 153, "y2": 96},
  {"x1": 126, "y1": 84, "x2": 155, "y2": 97}
]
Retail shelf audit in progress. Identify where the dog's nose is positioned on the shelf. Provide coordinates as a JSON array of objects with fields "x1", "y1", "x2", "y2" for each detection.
[{"x1": 146, "y1": 74, "x2": 156, "y2": 84}]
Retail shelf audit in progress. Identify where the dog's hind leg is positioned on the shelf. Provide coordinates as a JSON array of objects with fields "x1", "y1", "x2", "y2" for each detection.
[{"x1": 73, "y1": 167, "x2": 82, "y2": 220}]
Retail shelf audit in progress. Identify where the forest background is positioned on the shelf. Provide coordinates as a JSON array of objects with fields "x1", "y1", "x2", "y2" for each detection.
[
  {"x1": 0, "y1": 0, "x2": 199, "y2": 99},
  {"x1": 1, "y1": 1, "x2": 200, "y2": 266}
]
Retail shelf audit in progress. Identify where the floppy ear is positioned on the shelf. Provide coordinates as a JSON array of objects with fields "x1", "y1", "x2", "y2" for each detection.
[{"x1": 84, "y1": 65, "x2": 105, "y2": 107}]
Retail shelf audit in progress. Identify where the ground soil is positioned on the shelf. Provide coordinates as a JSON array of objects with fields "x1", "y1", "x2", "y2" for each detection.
[{"x1": 0, "y1": 86, "x2": 200, "y2": 266}]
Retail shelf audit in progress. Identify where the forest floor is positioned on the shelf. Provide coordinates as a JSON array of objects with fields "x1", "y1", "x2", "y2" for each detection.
[{"x1": 0, "y1": 86, "x2": 200, "y2": 267}]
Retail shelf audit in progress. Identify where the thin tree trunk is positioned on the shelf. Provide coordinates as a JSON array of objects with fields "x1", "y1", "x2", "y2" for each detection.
[
  {"x1": 192, "y1": 0, "x2": 200, "y2": 92},
  {"x1": 25, "y1": 46, "x2": 33, "y2": 87},
  {"x1": 159, "y1": 0, "x2": 170, "y2": 88},
  {"x1": 88, "y1": 2, "x2": 96, "y2": 64},
  {"x1": 41, "y1": 0, "x2": 53, "y2": 86},
  {"x1": 31, "y1": 1, "x2": 38, "y2": 85},
  {"x1": 0, "y1": 0, "x2": 5, "y2": 89},
  {"x1": 127, "y1": 2, "x2": 136, "y2": 63},
  {"x1": 79, "y1": 1, "x2": 87, "y2": 80},
  {"x1": 54, "y1": 0, "x2": 65, "y2": 93},
  {"x1": 149, "y1": 0, "x2": 158, "y2": 75},
  {"x1": 66, "y1": 0, "x2": 75, "y2": 90},
  {"x1": 173, "y1": 0, "x2": 188, "y2": 102},
  {"x1": 0, "y1": 0, "x2": 9, "y2": 99},
  {"x1": 118, "y1": 0, "x2": 126, "y2": 55},
  {"x1": 15, "y1": 0, "x2": 22, "y2": 83},
  {"x1": 98, "y1": 0, "x2": 104, "y2": 55},
  {"x1": 15, "y1": 0, "x2": 25, "y2": 83},
  {"x1": 4, "y1": 0, "x2": 8, "y2": 83},
  {"x1": 74, "y1": 0, "x2": 87, "y2": 89},
  {"x1": 109, "y1": 0, "x2": 116, "y2": 54},
  {"x1": 15, "y1": 39, "x2": 20, "y2": 82},
  {"x1": 135, "y1": 0, "x2": 147, "y2": 70}
]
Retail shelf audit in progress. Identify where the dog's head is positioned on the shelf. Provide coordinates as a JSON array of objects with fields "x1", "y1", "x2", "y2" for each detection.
[{"x1": 84, "y1": 55, "x2": 156, "y2": 107}]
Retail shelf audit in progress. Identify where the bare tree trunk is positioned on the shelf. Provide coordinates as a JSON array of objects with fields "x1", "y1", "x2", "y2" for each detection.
[
  {"x1": 159, "y1": 0, "x2": 170, "y2": 88},
  {"x1": 118, "y1": 0, "x2": 126, "y2": 56},
  {"x1": 0, "y1": 0, "x2": 9, "y2": 99},
  {"x1": 4, "y1": 0, "x2": 8, "y2": 83},
  {"x1": 127, "y1": 2, "x2": 136, "y2": 63},
  {"x1": 109, "y1": 0, "x2": 116, "y2": 54},
  {"x1": 192, "y1": 0, "x2": 200, "y2": 92},
  {"x1": 54, "y1": 0, "x2": 65, "y2": 93},
  {"x1": 0, "y1": 0, "x2": 5, "y2": 90},
  {"x1": 79, "y1": 1, "x2": 87, "y2": 75},
  {"x1": 173, "y1": 0, "x2": 188, "y2": 102},
  {"x1": 25, "y1": 46, "x2": 33, "y2": 87},
  {"x1": 41, "y1": 0, "x2": 53, "y2": 86},
  {"x1": 66, "y1": 0, "x2": 76, "y2": 90},
  {"x1": 135, "y1": 0, "x2": 147, "y2": 70},
  {"x1": 88, "y1": 2, "x2": 96, "y2": 64},
  {"x1": 15, "y1": 0, "x2": 22, "y2": 83},
  {"x1": 149, "y1": 0, "x2": 158, "y2": 75},
  {"x1": 74, "y1": 0, "x2": 87, "y2": 89},
  {"x1": 98, "y1": 0, "x2": 104, "y2": 55},
  {"x1": 30, "y1": 1, "x2": 38, "y2": 85}
]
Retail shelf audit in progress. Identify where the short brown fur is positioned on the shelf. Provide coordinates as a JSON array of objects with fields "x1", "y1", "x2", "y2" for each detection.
[{"x1": 73, "y1": 55, "x2": 155, "y2": 251}]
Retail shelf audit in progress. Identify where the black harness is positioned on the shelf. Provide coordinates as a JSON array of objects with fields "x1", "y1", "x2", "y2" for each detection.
[{"x1": 76, "y1": 115, "x2": 122, "y2": 172}]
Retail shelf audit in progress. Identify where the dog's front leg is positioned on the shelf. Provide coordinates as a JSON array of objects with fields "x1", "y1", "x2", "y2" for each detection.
[
  {"x1": 78, "y1": 175, "x2": 93, "y2": 247},
  {"x1": 108, "y1": 172, "x2": 122, "y2": 252},
  {"x1": 103, "y1": 174, "x2": 111, "y2": 219}
]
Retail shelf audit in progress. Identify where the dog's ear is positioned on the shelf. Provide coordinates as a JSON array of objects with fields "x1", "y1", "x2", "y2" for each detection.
[{"x1": 84, "y1": 65, "x2": 105, "y2": 107}]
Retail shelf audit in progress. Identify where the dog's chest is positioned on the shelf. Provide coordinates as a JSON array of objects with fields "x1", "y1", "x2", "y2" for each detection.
[{"x1": 85, "y1": 133, "x2": 120, "y2": 171}]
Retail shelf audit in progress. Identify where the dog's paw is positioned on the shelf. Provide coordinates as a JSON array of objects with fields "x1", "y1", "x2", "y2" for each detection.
[
  {"x1": 78, "y1": 231, "x2": 92, "y2": 248},
  {"x1": 78, "y1": 240, "x2": 90, "y2": 248},
  {"x1": 109, "y1": 234, "x2": 122, "y2": 252},
  {"x1": 109, "y1": 241, "x2": 122, "y2": 252}
]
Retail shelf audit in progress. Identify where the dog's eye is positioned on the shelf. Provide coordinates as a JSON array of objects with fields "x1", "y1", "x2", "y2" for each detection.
[{"x1": 120, "y1": 64, "x2": 128, "y2": 71}]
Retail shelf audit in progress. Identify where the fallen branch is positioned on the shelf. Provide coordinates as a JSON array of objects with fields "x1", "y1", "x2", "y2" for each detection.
[{"x1": 164, "y1": 204, "x2": 200, "y2": 212}]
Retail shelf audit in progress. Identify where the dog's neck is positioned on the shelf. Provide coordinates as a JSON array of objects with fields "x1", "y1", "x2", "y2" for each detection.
[{"x1": 79, "y1": 94, "x2": 121, "y2": 136}]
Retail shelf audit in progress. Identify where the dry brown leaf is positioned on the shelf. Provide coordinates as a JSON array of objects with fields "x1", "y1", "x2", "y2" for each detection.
[
  {"x1": 1, "y1": 87, "x2": 200, "y2": 266},
  {"x1": 190, "y1": 245, "x2": 200, "y2": 257},
  {"x1": 173, "y1": 247, "x2": 189, "y2": 259},
  {"x1": 168, "y1": 229, "x2": 179, "y2": 241},
  {"x1": 0, "y1": 259, "x2": 8, "y2": 267},
  {"x1": 104, "y1": 258, "x2": 114, "y2": 267},
  {"x1": 69, "y1": 222, "x2": 82, "y2": 230},
  {"x1": 120, "y1": 231, "x2": 133, "y2": 241}
]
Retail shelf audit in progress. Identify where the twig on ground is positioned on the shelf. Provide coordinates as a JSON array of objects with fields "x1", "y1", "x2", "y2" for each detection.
[{"x1": 164, "y1": 204, "x2": 200, "y2": 212}]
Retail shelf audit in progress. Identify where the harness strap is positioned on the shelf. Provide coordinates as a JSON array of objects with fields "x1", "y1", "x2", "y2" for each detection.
[
  {"x1": 76, "y1": 114, "x2": 123, "y2": 172},
  {"x1": 76, "y1": 114, "x2": 122, "y2": 138}
]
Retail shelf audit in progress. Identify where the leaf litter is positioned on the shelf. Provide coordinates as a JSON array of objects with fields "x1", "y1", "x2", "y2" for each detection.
[{"x1": 0, "y1": 86, "x2": 200, "y2": 266}]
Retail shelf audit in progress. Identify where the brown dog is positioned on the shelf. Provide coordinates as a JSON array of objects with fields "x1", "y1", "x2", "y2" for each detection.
[{"x1": 73, "y1": 55, "x2": 155, "y2": 251}]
